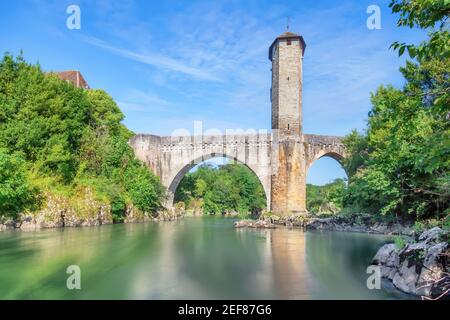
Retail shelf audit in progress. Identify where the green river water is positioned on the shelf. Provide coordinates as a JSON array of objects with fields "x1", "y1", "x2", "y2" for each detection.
[{"x1": 0, "y1": 216, "x2": 409, "y2": 299}]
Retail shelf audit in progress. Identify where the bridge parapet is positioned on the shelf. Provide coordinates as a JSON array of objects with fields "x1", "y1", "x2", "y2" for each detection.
[
  {"x1": 304, "y1": 134, "x2": 344, "y2": 146},
  {"x1": 303, "y1": 134, "x2": 347, "y2": 172}
]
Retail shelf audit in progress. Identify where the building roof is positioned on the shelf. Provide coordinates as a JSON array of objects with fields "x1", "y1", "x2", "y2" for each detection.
[
  {"x1": 53, "y1": 70, "x2": 90, "y2": 89},
  {"x1": 268, "y1": 31, "x2": 307, "y2": 61}
]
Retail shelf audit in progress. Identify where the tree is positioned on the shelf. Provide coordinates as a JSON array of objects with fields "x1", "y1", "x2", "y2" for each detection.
[
  {"x1": 174, "y1": 162, "x2": 267, "y2": 215},
  {"x1": 390, "y1": 0, "x2": 450, "y2": 60},
  {"x1": 0, "y1": 150, "x2": 39, "y2": 218},
  {"x1": 342, "y1": 1, "x2": 449, "y2": 220}
]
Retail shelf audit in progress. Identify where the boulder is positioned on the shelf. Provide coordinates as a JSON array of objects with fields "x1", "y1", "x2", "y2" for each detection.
[
  {"x1": 19, "y1": 216, "x2": 39, "y2": 231},
  {"x1": 371, "y1": 228, "x2": 449, "y2": 298},
  {"x1": 418, "y1": 227, "x2": 445, "y2": 243},
  {"x1": 305, "y1": 218, "x2": 338, "y2": 231},
  {"x1": 372, "y1": 243, "x2": 399, "y2": 280},
  {"x1": 372, "y1": 243, "x2": 397, "y2": 266},
  {"x1": 392, "y1": 260, "x2": 419, "y2": 294}
]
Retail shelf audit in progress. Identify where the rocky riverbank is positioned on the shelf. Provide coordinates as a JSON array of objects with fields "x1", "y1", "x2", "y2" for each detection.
[
  {"x1": 370, "y1": 227, "x2": 449, "y2": 299},
  {"x1": 234, "y1": 213, "x2": 417, "y2": 236},
  {"x1": 234, "y1": 219, "x2": 276, "y2": 229},
  {"x1": 304, "y1": 214, "x2": 416, "y2": 235},
  {"x1": 0, "y1": 192, "x2": 184, "y2": 232},
  {"x1": 234, "y1": 213, "x2": 449, "y2": 299}
]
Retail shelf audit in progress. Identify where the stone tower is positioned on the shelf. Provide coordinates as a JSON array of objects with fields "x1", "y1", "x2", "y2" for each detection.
[{"x1": 269, "y1": 31, "x2": 307, "y2": 215}]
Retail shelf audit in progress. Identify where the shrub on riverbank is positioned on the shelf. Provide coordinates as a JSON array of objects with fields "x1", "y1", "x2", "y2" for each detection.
[
  {"x1": 0, "y1": 54, "x2": 165, "y2": 221},
  {"x1": 0, "y1": 149, "x2": 40, "y2": 218}
]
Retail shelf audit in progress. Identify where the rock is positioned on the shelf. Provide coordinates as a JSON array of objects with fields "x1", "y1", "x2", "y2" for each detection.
[
  {"x1": 223, "y1": 211, "x2": 240, "y2": 217},
  {"x1": 401, "y1": 227, "x2": 415, "y2": 237},
  {"x1": 234, "y1": 219, "x2": 276, "y2": 229},
  {"x1": 400, "y1": 242, "x2": 429, "y2": 260},
  {"x1": 305, "y1": 214, "x2": 418, "y2": 236},
  {"x1": 372, "y1": 243, "x2": 397, "y2": 266},
  {"x1": 20, "y1": 217, "x2": 39, "y2": 231},
  {"x1": 2, "y1": 220, "x2": 16, "y2": 230},
  {"x1": 0, "y1": 189, "x2": 117, "y2": 232},
  {"x1": 305, "y1": 218, "x2": 337, "y2": 231},
  {"x1": 372, "y1": 243, "x2": 400, "y2": 281},
  {"x1": 416, "y1": 242, "x2": 449, "y2": 296},
  {"x1": 370, "y1": 223, "x2": 388, "y2": 234},
  {"x1": 370, "y1": 227, "x2": 449, "y2": 299},
  {"x1": 418, "y1": 227, "x2": 444, "y2": 243},
  {"x1": 392, "y1": 260, "x2": 419, "y2": 294}
]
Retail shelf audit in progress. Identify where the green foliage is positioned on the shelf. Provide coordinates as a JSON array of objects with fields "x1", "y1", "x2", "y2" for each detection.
[
  {"x1": 413, "y1": 220, "x2": 426, "y2": 234},
  {"x1": 106, "y1": 185, "x2": 127, "y2": 223},
  {"x1": 0, "y1": 54, "x2": 90, "y2": 182},
  {"x1": 343, "y1": 57, "x2": 450, "y2": 219},
  {"x1": 0, "y1": 149, "x2": 40, "y2": 218},
  {"x1": 0, "y1": 54, "x2": 165, "y2": 221},
  {"x1": 124, "y1": 162, "x2": 164, "y2": 214},
  {"x1": 306, "y1": 179, "x2": 346, "y2": 214},
  {"x1": 175, "y1": 163, "x2": 266, "y2": 215},
  {"x1": 342, "y1": 130, "x2": 369, "y2": 177},
  {"x1": 394, "y1": 235, "x2": 408, "y2": 250},
  {"x1": 390, "y1": 0, "x2": 450, "y2": 60},
  {"x1": 413, "y1": 217, "x2": 449, "y2": 234},
  {"x1": 342, "y1": 2, "x2": 449, "y2": 221}
]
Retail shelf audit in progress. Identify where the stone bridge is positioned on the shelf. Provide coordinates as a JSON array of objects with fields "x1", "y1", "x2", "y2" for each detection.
[
  {"x1": 130, "y1": 31, "x2": 347, "y2": 216},
  {"x1": 130, "y1": 132, "x2": 345, "y2": 214}
]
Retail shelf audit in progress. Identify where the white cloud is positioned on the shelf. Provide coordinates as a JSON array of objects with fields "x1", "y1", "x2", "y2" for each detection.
[
  {"x1": 83, "y1": 36, "x2": 221, "y2": 81},
  {"x1": 117, "y1": 89, "x2": 172, "y2": 113}
]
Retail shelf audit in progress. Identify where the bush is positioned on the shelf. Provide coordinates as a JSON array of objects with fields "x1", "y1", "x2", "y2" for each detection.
[
  {"x1": 124, "y1": 162, "x2": 165, "y2": 214},
  {"x1": 394, "y1": 236, "x2": 408, "y2": 250},
  {"x1": 0, "y1": 150, "x2": 40, "y2": 218}
]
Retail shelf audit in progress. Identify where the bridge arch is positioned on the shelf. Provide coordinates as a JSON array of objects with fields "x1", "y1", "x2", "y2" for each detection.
[
  {"x1": 306, "y1": 150, "x2": 345, "y2": 174},
  {"x1": 166, "y1": 152, "x2": 270, "y2": 209},
  {"x1": 305, "y1": 150, "x2": 347, "y2": 214}
]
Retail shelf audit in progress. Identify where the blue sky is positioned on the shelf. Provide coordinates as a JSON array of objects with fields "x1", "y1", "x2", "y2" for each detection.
[{"x1": 0, "y1": 0, "x2": 425, "y2": 185}]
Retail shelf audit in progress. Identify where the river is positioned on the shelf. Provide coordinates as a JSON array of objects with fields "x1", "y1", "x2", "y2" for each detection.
[{"x1": 0, "y1": 216, "x2": 409, "y2": 299}]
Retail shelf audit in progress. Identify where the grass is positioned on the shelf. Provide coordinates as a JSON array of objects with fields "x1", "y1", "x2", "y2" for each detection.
[{"x1": 394, "y1": 235, "x2": 408, "y2": 250}]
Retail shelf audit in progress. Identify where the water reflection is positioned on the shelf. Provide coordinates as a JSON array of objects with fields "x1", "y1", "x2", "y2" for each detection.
[
  {"x1": 0, "y1": 217, "x2": 405, "y2": 299},
  {"x1": 269, "y1": 228, "x2": 313, "y2": 299},
  {"x1": 304, "y1": 231, "x2": 390, "y2": 299}
]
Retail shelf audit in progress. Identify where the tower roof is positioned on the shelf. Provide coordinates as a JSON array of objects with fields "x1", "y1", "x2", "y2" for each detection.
[{"x1": 268, "y1": 31, "x2": 306, "y2": 60}]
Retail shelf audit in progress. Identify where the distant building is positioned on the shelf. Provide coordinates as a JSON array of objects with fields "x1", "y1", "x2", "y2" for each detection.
[{"x1": 53, "y1": 70, "x2": 90, "y2": 89}]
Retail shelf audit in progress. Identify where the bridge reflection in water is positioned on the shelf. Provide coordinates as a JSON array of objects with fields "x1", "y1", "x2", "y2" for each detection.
[{"x1": 264, "y1": 228, "x2": 314, "y2": 299}]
